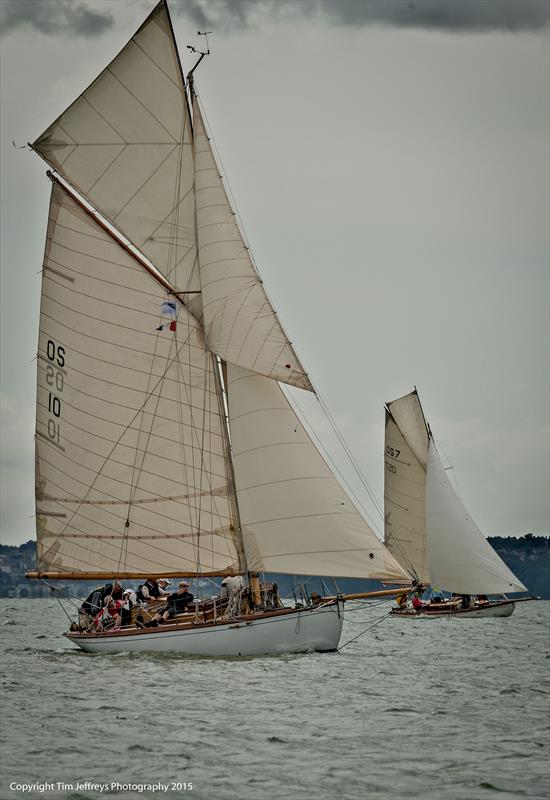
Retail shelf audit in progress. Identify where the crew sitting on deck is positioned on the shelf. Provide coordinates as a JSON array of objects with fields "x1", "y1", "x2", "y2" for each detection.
[
  {"x1": 93, "y1": 596, "x2": 122, "y2": 631},
  {"x1": 137, "y1": 581, "x2": 194, "y2": 627},
  {"x1": 136, "y1": 577, "x2": 163, "y2": 604},
  {"x1": 395, "y1": 591, "x2": 409, "y2": 609},
  {"x1": 79, "y1": 580, "x2": 123, "y2": 629},
  {"x1": 477, "y1": 594, "x2": 489, "y2": 605},
  {"x1": 156, "y1": 579, "x2": 171, "y2": 596},
  {"x1": 411, "y1": 593, "x2": 425, "y2": 611},
  {"x1": 120, "y1": 588, "x2": 138, "y2": 627}
]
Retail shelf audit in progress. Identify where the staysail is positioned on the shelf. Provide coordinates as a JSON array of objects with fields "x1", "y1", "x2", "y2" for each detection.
[
  {"x1": 32, "y1": 1, "x2": 198, "y2": 295},
  {"x1": 384, "y1": 390, "x2": 527, "y2": 594},
  {"x1": 193, "y1": 96, "x2": 312, "y2": 391},
  {"x1": 227, "y1": 365, "x2": 409, "y2": 581},
  {"x1": 35, "y1": 184, "x2": 240, "y2": 577}
]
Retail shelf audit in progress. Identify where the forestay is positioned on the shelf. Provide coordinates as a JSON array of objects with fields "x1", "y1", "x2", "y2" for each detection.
[
  {"x1": 35, "y1": 184, "x2": 240, "y2": 576},
  {"x1": 193, "y1": 97, "x2": 312, "y2": 391},
  {"x1": 227, "y1": 364, "x2": 409, "y2": 581},
  {"x1": 32, "y1": 1, "x2": 198, "y2": 295}
]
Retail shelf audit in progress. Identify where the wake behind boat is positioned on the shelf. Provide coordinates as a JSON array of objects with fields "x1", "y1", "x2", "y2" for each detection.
[
  {"x1": 25, "y1": 0, "x2": 410, "y2": 655},
  {"x1": 383, "y1": 389, "x2": 537, "y2": 619}
]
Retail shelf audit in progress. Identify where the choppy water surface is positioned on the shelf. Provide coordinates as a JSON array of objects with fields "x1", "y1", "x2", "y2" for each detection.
[{"x1": 1, "y1": 599, "x2": 548, "y2": 800}]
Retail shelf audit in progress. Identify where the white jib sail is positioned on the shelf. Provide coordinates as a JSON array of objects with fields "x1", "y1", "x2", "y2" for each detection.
[
  {"x1": 227, "y1": 365, "x2": 410, "y2": 580},
  {"x1": 193, "y1": 96, "x2": 312, "y2": 391},
  {"x1": 32, "y1": 1, "x2": 198, "y2": 294},
  {"x1": 384, "y1": 410, "x2": 429, "y2": 584},
  {"x1": 425, "y1": 442, "x2": 527, "y2": 594},
  {"x1": 35, "y1": 184, "x2": 240, "y2": 576}
]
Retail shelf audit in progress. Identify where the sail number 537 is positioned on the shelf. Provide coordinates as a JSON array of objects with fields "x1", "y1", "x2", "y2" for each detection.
[{"x1": 385, "y1": 446, "x2": 400, "y2": 460}]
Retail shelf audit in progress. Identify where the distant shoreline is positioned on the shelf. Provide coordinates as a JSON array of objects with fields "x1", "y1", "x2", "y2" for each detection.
[{"x1": 1, "y1": 535, "x2": 549, "y2": 599}]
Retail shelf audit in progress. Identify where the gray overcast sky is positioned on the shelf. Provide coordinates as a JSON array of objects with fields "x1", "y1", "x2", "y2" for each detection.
[{"x1": 1, "y1": 0, "x2": 549, "y2": 546}]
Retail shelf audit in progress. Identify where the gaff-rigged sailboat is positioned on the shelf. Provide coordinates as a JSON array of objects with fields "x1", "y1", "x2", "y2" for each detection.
[
  {"x1": 26, "y1": 0, "x2": 410, "y2": 655},
  {"x1": 384, "y1": 389, "x2": 535, "y2": 618}
]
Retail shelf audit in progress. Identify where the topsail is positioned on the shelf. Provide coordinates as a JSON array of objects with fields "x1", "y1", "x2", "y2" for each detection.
[
  {"x1": 32, "y1": 1, "x2": 198, "y2": 294},
  {"x1": 193, "y1": 98, "x2": 312, "y2": 390}
]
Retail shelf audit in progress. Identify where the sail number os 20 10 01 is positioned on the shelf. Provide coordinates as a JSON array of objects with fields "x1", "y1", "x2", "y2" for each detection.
[{"x1": 45, "y1": 339, "x2": 65, "y2": 445}]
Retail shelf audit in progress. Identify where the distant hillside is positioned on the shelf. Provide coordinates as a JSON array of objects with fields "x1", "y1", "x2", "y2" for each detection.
[
  {"x1": 488, "y1": 534, "x2": 549, "y2": 599},
  {"x1": 0, "y1": 535, "x2": 548, "y2": 599}
]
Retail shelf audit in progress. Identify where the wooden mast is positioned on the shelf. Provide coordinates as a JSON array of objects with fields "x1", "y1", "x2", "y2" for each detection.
[{"x1": 185, "y1": 49, "x2": 262, "y2": 607}]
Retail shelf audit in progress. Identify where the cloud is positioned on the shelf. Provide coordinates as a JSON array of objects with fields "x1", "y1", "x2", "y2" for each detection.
[
  {"x1": 174, "y1": 0, "x2": 550, "y2": 33},
  {"x1": 0, "y1": 0, "x2": 114, "y2": 38},
  {"x1": 2, "y1": 0, "x2": 547, "y2": 40}
]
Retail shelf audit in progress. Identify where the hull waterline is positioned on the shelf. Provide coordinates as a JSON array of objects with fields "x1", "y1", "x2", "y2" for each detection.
[{"x1": 65, "y1": 603, "x2": 344, "y2": 656}]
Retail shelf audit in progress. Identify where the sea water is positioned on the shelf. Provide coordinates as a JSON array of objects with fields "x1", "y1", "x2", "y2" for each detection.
[{"x1": 0, "y1": 598, "x2": 548, "y2": 800}]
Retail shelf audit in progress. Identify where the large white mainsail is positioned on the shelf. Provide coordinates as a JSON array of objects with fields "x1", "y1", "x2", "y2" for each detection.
[
  {"x1": 228, "y1": 365, "x2": 409, "y2": 581},
  {"x1": 35, "y1": 184, "x2": 240, "y2": 577},
  {"x1": 32, "y1": 1, "x2": 197, "y2": 295},
  {"x1": 384, "y1": 390, "x2": 526, "y2": 594},
  {"x1": 193, "y1": 97, "x2": 312, "y2": 391}
]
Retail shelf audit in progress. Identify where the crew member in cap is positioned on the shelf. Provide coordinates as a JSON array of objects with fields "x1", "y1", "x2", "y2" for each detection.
[
  {"x1": 157, "y1": 578, "x2": 171, "y2": 596},
  {"x1": 136, "y1": 577, "x2": 162, "y2": 603},
  {"x1": 138, "y1": 581, "x2": 194, "y2": 627},
  {"x1": 120, "y1": 588, "x2": 137, "y2": 627}
]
